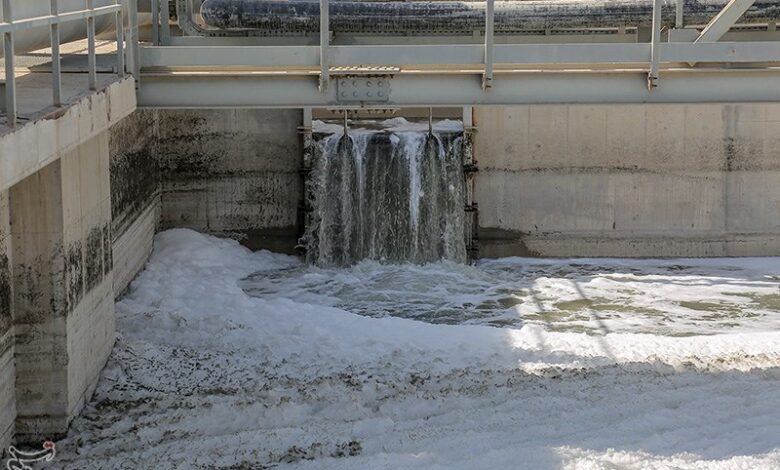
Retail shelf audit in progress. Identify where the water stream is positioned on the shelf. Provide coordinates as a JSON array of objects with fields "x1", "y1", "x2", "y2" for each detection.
[{"x1": 302, "y1": 120, "x2": 467, "y2": 266}]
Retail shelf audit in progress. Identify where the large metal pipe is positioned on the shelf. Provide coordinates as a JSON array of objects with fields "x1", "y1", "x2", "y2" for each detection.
[{"x1": 201, "y1": 0, "x2": 780, "y2": 34}]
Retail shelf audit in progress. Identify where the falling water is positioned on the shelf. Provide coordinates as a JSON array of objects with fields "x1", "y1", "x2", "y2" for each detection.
[{"x1": 302, "y1": 122, "x2": 467, "y2": 266}]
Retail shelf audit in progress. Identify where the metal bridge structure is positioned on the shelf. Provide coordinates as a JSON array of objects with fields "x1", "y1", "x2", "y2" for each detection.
[{"x1": 2, "y1": 0, "x2": 780, "y2": 121}]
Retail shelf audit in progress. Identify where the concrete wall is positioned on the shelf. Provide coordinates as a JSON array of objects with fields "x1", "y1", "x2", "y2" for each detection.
[
  {"x1": 156, "y1": 109, "x2": 304, "y2": 253},
  {"x1": 10, "y1": 134, "x2": 115, "y2": 441},
  {"x1": 109, "y1": 109, "x2": 160, "y2": 297},
  {"x1": 0, "y1": 77, "x2": 134, "y2": 444},
  {"x1": 474, "y1": 104, "x2": 780, "y2": 257},
  {"x1": 0, "y1": 189, "x2": 14, "y2": 451}
]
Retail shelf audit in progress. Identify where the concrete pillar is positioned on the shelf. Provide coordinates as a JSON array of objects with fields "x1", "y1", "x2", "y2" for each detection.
[
  {"x1": 10, "y1": 132, "x2": 115, "y2": 442},
  {"x1": 0, "y1": 189, "x2": 15, "y2": 451}
]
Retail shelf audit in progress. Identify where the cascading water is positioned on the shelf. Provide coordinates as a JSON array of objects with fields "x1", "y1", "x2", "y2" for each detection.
[{"x1": 302, "y1": 120, "x2": 467, "y2": 266}]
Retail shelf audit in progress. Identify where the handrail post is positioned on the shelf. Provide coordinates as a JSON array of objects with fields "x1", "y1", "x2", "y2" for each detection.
[
  {"x1": 161, "y1": 0, "x2": 171, "y2": 44},
  {"x1": 483, "y1": 0, "x2": 494, "y2": 90},
  {"x1": 116, "y1": 0, "x2": 125, "y2": 77},
  {"x1": 319, "y1": 0, "x2": 329, "y2": 92},
  {"x1": 127, "y1": 0, "x2": 140, "y2": 84},
  {"x1": 676, "y1": 0, "x2": 684, "y2": 28},
  {"x1": 2, "y1": 0, "x2": 16, "y2": 128},
  {"x1": 648, "y1": 0, "x2": 662, "y2": 89},
  {"x1": 152, "y1": 0, "x2": 160, "y2": 45},
  {"x1": 87, "y1": 0, "x2": 97, "y2": 90},
  {"x1": 51, "y1": 0, "x2": 62, "y2": 106}
]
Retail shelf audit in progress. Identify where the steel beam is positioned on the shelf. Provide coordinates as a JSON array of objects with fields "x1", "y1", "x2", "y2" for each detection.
[
  {"x1": 648, "y1": 0, "x2": 662, "y2": 89},
  {"x1": 140, "y1": 42, "x2": 780, "y2": 68},
  {"x1": 696, "y1": 0, "x2": 757, "y2": 43},
  {"x1": 137, "y1": 69, "x2": 780, "y2": 108},
  {"x1": 319, "y1": 0, "x2": 329, "y2": 91},
  {"x1": 87, "y1": 0, "x2": 97, "y2": 90},
  {"x1": 51, "y1": 0, "x2": 61, "y2": 106},
  {"x1": 2, "y1": 0, "x2": 15, "y2": 128},
  {"x1": 483, "y1": 0, "x2": 494, "y2": 89}
]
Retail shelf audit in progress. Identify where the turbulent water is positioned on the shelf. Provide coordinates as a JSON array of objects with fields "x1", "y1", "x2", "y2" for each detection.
[
  {"x1": 54, "y1": 230, "x2": 780, "y2": 469},
  {"x1": 303, "y1": 122, "x2": 467, "y2": 266},
  {"x1": 242, "y1": 257, "x2": 780, "y2": 336}
]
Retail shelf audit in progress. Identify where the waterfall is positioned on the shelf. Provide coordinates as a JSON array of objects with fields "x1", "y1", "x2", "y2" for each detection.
[{"x1": 303, "y1": 122, "x2": 467, "y2": 266}]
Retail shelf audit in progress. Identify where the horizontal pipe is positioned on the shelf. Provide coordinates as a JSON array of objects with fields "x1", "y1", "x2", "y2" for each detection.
[{"x1": 201, "y1": 0, "x2": 780, "y2": 34}]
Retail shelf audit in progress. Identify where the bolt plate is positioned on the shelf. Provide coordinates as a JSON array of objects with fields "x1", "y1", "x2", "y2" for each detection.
[{"x1": 337, "y1": 76, "x2": 391, "y2": 103}]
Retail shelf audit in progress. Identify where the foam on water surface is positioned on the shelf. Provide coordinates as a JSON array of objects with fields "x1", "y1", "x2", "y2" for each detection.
[{"x1": 52, "y1": 231, "x2": 780, "y2": 469}]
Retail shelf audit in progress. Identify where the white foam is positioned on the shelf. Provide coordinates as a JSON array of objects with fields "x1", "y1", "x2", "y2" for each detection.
[{"x1": 54, "y1": 229, "x2": 780, "y2": 469}]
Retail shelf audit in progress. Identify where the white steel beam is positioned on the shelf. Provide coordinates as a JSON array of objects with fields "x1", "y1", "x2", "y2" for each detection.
[
  {"x1": 696, "y1": 0, "x2": 757, "y2": 43},
  {"x1": 319, "y1": 0, "x2": 329, "y2": 92},
  {"x1": 483, "y1": 0, "x2": 494, "y2": 89},
  {"x1": 137, "y1": 69, "x2": 780, "y2": 108},
  {"x1": 140, "y1": 42, "x2": 780, "y2": 68},
  {"x1": 648, "y1": 0, "x2": 662, "y2": 89}
]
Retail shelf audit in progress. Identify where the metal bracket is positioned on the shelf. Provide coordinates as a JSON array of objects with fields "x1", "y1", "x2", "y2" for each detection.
[
  {"x1": 336, "y1": 76, "x2": 391, "y2": 104},
  {"x1": 648, "y1": 0, "x2": 662, "y2": 90}
]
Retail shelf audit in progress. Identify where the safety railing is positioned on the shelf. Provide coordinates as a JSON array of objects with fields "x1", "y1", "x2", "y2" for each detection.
[
  {"x1": 0, "y1": 0, "x2": 137, "y2": 129},
  {"x1": 143, "y1": 0, "x2": 779, "y2": 94}
]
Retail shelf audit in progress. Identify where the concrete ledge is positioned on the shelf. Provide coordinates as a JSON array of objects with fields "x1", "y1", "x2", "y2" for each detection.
[
  {"x1": 0, "y1": 77, "x2": 137, "y2": 193},
  {"x1": 479, "y1": 229, "x2": 780, "y2": 258}
]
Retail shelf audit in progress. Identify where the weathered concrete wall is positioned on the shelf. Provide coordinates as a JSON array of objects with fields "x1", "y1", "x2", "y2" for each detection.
[
  {"x1": 0, "y1": 189, "x2": 14, "y2": 451},
  {"x1": 109, "y1": 109, "x2": 160, "y2": 297},
  {"x1": 10, "y1": 133, "x2": 115, "y2": 442},
  {"x1": 156, "y1": 109, "x2": 304, "y2": 253},
  {"x1": 474, "y1": 104, "x2": 780, "y2": 257},
  {"x1": 0, "y1": 77, "x2": 136, "y2": 193},
  {"x1": 0, "y1": 74, "x2": 134, "y2": 447}
]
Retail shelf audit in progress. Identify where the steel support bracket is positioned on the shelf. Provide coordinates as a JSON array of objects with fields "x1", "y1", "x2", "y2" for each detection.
[
  {"x1": 336, "y1": 76, "x2": 391, "y2": 104},
  {"x1": 648, "y1": 0, "x2": 662, "y2": 90}
]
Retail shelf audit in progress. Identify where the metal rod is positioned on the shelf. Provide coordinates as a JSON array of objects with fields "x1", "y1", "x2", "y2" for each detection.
[
  {"x1": 676, "y1": 0, "x2": 684, "y2": 27},
  {"x1": 116, "y1": 0, "x2": 125, "y2": 77},
  {"x1": 483, "y1": 0, "x2": 494, "y2": 89},
  {"x1": 161, "y1": 0, "x2": 171, "y2": 44},
  {"x1": 51, "y1": 0, "x2": 62, "y2": 106},
  {"x1": 2, "y1": 0, "x2": 16, "y2": 128},
  {"x1": 152, "y1": 0, "x2": 160, "y2": 45},
  {"x1": 319, "y1": 0, "x2": 329, "y2": 92},
  {"x1": 128, "y1": 0, "x2": 140, "y2": 82},
  {"x1": 648, "y1": 0, "x2": 662, "y2": 89},
  {"x1": 87, "y1": 0, "x2": 97, "y2": 90}
]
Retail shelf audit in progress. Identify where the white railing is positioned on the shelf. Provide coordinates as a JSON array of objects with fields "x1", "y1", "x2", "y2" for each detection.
[
  {"x1": 1, "y1": 0, "x2": 137, "y2": 129},
  {"x1": 143, "y1": 0, "x2": 778, "y2": 96}
]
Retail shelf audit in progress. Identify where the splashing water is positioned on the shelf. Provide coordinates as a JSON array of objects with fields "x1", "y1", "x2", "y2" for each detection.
[{"x1": 303, "y1": 123, "x2": 467, "y2": 266}]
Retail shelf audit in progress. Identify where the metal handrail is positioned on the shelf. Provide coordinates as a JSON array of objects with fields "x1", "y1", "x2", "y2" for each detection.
[{"x1": 2, "y1": 0, "x2": 134, "y2": 129}]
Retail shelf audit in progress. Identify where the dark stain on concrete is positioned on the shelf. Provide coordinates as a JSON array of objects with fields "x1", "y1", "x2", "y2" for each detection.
[
  {"x1": 65, "y1": 241, "x2": 84, "y2": 315},
  {"x1": 84, "y1": 224, "x2": 109, "y2": 293},
  {"x1": 110, "y1": 109, "x2": 161, "y2": 241},
  {"x1": 14, "y1": 241, "x2": 67, "y2": 324},
  {"x1": 102, "y1": 223, "x2": 113, "y2": 277},
  {"x1": 110, "y1": 148, "x2": 160, "y2": 239},
  {"x1": 0, "y1": 252, "x2": 11, "y2": 336}
]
